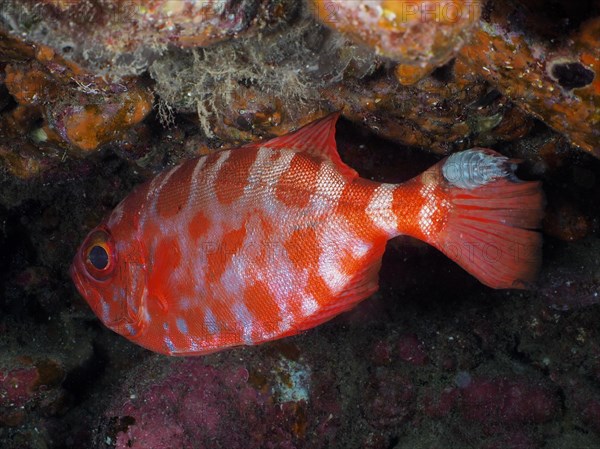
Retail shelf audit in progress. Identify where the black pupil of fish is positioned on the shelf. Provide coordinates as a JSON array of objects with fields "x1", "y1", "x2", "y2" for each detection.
[{"x1": 88, "y1": 245, "x2": 109, "y2": 270}]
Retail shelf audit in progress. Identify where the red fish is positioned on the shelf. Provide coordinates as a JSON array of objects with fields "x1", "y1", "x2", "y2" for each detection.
[{"x1": 71, "y1": 113, "x2": 543, "y2": 356}]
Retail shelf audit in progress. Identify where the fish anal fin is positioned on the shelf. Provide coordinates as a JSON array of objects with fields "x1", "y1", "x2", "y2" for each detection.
[{"x1": 295, "y1": 247, "x2": 385, "y2": 331}]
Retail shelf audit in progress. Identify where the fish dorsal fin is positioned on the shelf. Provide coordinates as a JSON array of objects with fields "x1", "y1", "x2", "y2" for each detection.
[{"x1": 243, "y1": 112, "x2": 358, "y2": 180}]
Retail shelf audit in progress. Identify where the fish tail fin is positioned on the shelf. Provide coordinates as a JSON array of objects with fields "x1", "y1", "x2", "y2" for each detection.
[{"x1": 403, "y1": 148, "x2": 543, "y2": 289}]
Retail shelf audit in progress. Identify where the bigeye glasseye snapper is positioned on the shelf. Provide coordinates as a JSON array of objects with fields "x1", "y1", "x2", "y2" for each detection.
[{"x1": 71, "y1": 113, "x2": 543, "y2": 356}]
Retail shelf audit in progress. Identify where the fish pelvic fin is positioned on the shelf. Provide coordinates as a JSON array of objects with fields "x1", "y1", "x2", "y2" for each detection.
[{"x1": 399, "y1": 148, "x2": 543, "y2": 289}]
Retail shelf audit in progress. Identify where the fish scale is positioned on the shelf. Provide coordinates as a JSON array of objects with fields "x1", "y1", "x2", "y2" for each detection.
[
  {"x1": 140, "y1": 147, "x2": 365, "y2": 353},
  {"x1": 72, "y1": 113, "x2": 543, "y2": 356}
]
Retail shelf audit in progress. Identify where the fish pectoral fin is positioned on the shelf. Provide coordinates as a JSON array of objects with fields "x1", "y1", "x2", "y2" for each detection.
[{"x1": 148, "y1": 292, "x2": 169, "y2": 314}]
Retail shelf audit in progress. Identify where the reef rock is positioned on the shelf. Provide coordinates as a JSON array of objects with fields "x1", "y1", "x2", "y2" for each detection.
[
  {"x1": 310, "y1": 0, "x2": 481, "y2": 84},
  {"x1": 458, "y1": 0, "x2": 600, "y2": 156}
]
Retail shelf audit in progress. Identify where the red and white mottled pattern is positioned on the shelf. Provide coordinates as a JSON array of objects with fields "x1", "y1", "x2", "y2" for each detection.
[{"x1": 71, "y1": 113, "x2": 543, "y2": 356}]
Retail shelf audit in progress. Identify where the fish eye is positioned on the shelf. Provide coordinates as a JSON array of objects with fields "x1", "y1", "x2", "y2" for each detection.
[
  {"x1": 88, "y1": 245, "x2": 109, "y2": 270},
  {"x1": 82, "y1": 228, "x2": 116, "y2": 280}
]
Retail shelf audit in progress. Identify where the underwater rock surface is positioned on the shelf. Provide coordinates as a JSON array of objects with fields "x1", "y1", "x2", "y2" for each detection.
[
  {"x1": 0, "y1": 0, "x2": 599, "y2": 448},
  {"x1": 0, "y1": 0, "x2": 598, "y2": 160}
]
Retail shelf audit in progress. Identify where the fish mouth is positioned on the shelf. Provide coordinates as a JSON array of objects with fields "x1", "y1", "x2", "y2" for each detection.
[
  {"x1": 69, "y1": 262, "x2": 77, "y2": 283},
  {"x1": 69, "y1": 261, "x2": 81, "y2": 291},
  {"x1": 70, "y1": 259, "x2": 91, "y2": 300},
  {"x1": 70, "y1": 260, "x2": 108, "y2": 324}
]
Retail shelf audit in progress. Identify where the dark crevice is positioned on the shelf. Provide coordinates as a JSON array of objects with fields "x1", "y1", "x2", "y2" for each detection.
[
  {"x1": 550, "y1": 62, "x2": 595, "y2": 90},
  {"x1": 62, "y1": 343, "x2": 109, "y2": 405},
  {"x1": 106, "y1": 415, "x2": 136, "y2": 443},
  {"x1": 509, "y1": 334, "x2": 535, "y2": 366},
  {"x1": 0, "y1": 83, "x2": 17, "y2": 114},
  {"x1": 431, "y1": 59, "x2": 456, "y2": 83},
  {"x1": 387, "y1": 435, "x2": 400, "y2": 449},
  {"x1": 513, "y1": 0, "x2": 600, "y2": 40},
  {"x1": 469, "y1": 88, "x2": 502, "y2": 110}
]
